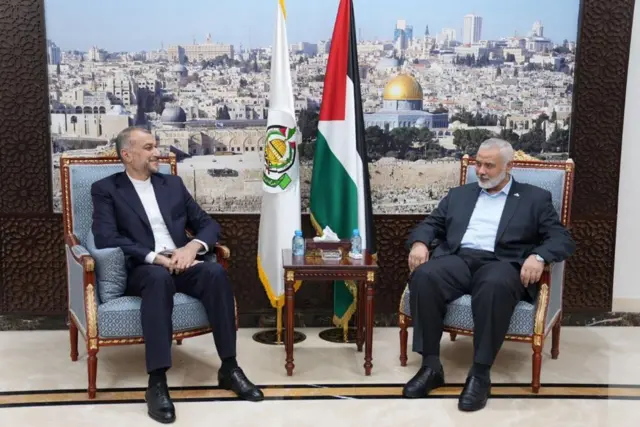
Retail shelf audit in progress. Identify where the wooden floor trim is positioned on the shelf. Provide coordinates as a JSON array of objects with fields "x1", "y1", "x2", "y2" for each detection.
[{"x1": 1, "y1": 383, "x2": 640, "y2": 408}]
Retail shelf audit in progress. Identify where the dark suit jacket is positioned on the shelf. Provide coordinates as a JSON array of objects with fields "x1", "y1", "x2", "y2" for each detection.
[
  {"x1": 90, "y1": 172, "x2": 220, "y2": 271},
  {"x1": 407, "y1": 179, "x2": 575, "y2": 267}
]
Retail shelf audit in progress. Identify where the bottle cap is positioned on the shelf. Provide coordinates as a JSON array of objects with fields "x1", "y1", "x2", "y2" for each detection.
[
  {"x1": 353, "y1": 229, "x2": 359, "y2": 236},
  {"x1": 295, "y1": 230, "x2": 302, "y2": 236}
]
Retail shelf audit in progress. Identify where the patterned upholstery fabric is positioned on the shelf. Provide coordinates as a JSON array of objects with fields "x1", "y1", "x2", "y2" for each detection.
[
  {"x1": 66, "y1": 246, "x2": 91, "y2": 333},
  {"x1": 545, "y1": 261, "x2": 565, "y2": 334},
  {"x1": 400, "y1": 290, "x2": 535, "y2": 335},
  {"x1": 400, "y1": 163, "x2": 568, "y2": 336},
  {"x1": 70, "y1": 245, "x2": 90, "y2": 258},
  {"x1": 68, "y1": 163, "x2": 172, "y2": 245},
  {"x1": 98, "y1": 293, "x2": 210, "y2": 338},
  {"x1": 85, "y1": 230, "x2": 127, "y2": 303},
  {"x1": 446, "y1": 296, "x2": 534, "y2": 336}
]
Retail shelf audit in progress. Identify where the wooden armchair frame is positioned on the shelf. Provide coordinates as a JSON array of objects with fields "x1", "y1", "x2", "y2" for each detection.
[
  {"x1": 398, "y1": 152, "x2": 575, "y2": 393},
  {"x1": 61, "y1": 154, "x2": 234, "y2": 398}
]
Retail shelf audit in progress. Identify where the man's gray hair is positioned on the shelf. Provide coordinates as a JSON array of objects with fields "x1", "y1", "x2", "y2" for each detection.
[
  {"x1": 479, "y1": 138, "x2": 514, "y2": 164},
  {"x1": 114, "y1": 126, "x2": 151, "y2": 161}
]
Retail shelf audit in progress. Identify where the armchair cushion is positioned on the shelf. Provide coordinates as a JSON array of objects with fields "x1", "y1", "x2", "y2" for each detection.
[
  {"x1": 400, "y1": 287, "x2": 536, "y2": 336},
  {"x1": 445, "y1": 295, "x2": 535, "y2": 335},
  {"x1": 98, "y1": 293, "x2": 209, "y2": 338},
  {"x1": 86, "y1": 230, "x2": 127, "y2": 303}
]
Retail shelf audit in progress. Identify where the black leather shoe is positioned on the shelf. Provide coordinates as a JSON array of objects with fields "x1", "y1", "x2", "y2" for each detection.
[
  {"x1": 218, "y1": 367, "x2": 264, "y2": 401},
  {"x1": 402, "y1": 366, "x2": 445, "y2": 398},
  {"x1": 145, "y1": 382, "x2": 176, "y2": 424},
  {"x1": 458, "y1": 376, "x2": 491, "y2": 411}
]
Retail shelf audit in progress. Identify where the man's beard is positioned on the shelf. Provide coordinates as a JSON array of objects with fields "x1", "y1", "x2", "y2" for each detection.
[
  {"x1": 477, "y1": 169, "x2": 507, "y2": 190},
  {"x1": 147, "y1": 158, "x2": 159, "y2": 173}
]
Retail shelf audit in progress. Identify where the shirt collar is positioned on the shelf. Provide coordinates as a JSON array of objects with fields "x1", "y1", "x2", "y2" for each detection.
[
  {"x1": 481, "y1": 175, "x2": 512, "y2": 196},
  {"x1": 126, "y1": 171, "x2": 151, "y2": 185}
]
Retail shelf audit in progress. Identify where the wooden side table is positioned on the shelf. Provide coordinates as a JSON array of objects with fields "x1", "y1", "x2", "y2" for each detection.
[{"x1": 282, "y1": 248, "x2": 378, "y2": 376}]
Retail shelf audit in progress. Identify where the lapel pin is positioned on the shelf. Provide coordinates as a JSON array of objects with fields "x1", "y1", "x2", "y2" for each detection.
[{"x1": 514, "y1": 193, "x2": 520, "y2": 197}]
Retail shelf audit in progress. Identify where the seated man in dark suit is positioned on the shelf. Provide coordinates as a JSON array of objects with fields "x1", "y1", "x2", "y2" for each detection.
[
  {"x1": 91, "y1": 126, "x2": 263, "y2": 424},
  {"x1": 402, "y1": 138, "x2": 575, "y2": 411}
]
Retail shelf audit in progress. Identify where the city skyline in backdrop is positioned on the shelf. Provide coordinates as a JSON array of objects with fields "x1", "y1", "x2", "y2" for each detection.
[{"x1": 44, "y1": 0, "x2": 580, "y2": 52}]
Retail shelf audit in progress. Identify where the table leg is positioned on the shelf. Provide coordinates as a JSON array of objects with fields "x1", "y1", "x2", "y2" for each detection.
[
  {"x1": 285, "y1": 278, "x2": 295, "y2": 376},
  {"x1": 364, "y1": 278, "x2": 374, "y2": 375},
  {"x1": 356, "y1": 280, "x2": 364, "y2": 352}
]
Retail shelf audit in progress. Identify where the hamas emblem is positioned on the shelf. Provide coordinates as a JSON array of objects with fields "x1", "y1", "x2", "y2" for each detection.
[{"x1": 262, "y1": 123, "x2": 298, "y2": 192}]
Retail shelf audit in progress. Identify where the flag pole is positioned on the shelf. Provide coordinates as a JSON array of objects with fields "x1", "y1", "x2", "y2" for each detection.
[{"x1": 276, "y1": 305, "x2": 283, "y2": 344}]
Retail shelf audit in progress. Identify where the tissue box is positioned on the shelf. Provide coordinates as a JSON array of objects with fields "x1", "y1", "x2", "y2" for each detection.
[{"x1": 304, "y1": 239, "x2": 352, "y2": 258}]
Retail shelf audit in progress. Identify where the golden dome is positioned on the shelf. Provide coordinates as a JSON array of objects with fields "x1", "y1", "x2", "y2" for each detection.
[{"x1": 382, "y1": 74, "x2": 424, "y2": 101}]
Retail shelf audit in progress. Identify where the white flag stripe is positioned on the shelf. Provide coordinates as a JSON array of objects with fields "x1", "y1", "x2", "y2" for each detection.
[{"x1": 347, "y1": 78, "x2": 368, "y2": 251}]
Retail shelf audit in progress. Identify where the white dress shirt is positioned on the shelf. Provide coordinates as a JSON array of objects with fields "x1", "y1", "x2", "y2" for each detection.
[
  {"x1": 460, "y1": 177, "x2": 512, "y2": 252},
  {"x1": 127, "y1": 174, "x2": 208, "y2": 264}
]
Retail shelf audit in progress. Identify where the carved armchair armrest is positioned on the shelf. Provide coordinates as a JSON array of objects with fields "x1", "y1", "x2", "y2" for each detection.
[
  {"x1": 540, "y1": 263, "x2": 553, "y2": 282},
  {"x1": 64, "y1": 234, "x2": 99, "y2": 338},
  {"x1": 213, "y1": 243, "x2": 230, "y2": 270},
  {"x1": 535, "y1": 261, "x2": 564, "y2": 336},
  {"x1": 65, "y1": 234, "x2": 94, "y2": 267},
  {"x1": 215, "y1": 243, "x2": 231, "y2": 259}
]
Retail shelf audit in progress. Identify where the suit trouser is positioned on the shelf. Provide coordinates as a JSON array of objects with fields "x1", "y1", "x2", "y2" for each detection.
[
  {"x1": 409, "y1": 248, "x2": 526, "y2": 366},
  {"x1": 127, "y1": 262, "x2": 237, "y2": 373}
]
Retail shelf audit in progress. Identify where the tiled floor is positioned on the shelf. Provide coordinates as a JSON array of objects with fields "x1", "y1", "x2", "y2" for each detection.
[{"x1": 0, "y1": 326, "x2": 639, "y2": 426}]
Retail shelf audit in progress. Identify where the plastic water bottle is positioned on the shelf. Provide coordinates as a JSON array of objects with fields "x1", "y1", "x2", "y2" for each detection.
[
  {"x1": 292, "y1": 230, "x2": 305, "y2": 256},
  {"x1": 350, "y1": 229, "x2": 362, "y2": 256}
]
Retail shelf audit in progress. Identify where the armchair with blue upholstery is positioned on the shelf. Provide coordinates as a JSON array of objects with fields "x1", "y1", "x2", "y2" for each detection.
[
  {"x1": 398, "y1": 152, "x2": 575, "y2": 393},
  {"x1": 61, "y1": 154, "x2": 234, "y2": 399}
]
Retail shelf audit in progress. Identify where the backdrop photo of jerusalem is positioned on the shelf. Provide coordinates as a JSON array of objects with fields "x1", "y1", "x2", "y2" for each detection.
[{"x1": 46, "y1": 0, "x2": 578, "y2": 214}]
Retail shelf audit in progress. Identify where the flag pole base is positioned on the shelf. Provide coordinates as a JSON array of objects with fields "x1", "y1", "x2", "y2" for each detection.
[
  {"x1": 318, "y1": 327, "x2": 358, "y2": 344},
  {"x1": 252, "y1": 329, "x2": 307, "y2": 345}
]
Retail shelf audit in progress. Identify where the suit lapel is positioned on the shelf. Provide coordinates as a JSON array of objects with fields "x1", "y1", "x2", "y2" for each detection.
[
  {"x1": 454, "y1": 185, "x2": 481, "y2": 246},
  {"x1": 151, "y1": 174, "x2": 174, "y2": 238},
  {"x1": 116, "y1": 173, "x2": 151, "y2": 230},
  {"x1": 495, "y1": 180, "x2": 521, "y2": 244},
  {"x1": 461, "y1": 185, "x2": 482, "y2": 230}
]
